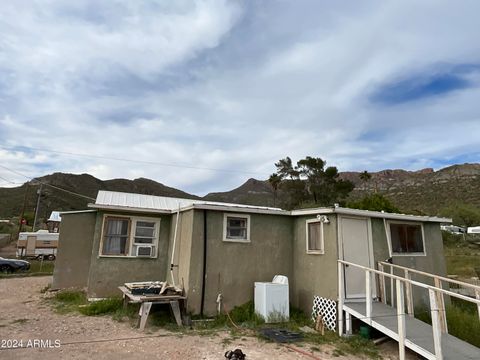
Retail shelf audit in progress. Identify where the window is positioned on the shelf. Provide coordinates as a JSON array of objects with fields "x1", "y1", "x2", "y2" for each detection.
[
  {"x1": 388, "y1": 222, "x2": 425, "y2": 255},
  {"x1": 100, "y1": 215, "x2": 160, "y2": 257},
  {"x1": 102, "y1": 217, "x2": 130, "y2": 256},
  {"x1": 223, "y1": 214, "x2": 250, "y2": 242},
  {"x1": 306, "y1": 219, "x2": 324, "y2": 254}
]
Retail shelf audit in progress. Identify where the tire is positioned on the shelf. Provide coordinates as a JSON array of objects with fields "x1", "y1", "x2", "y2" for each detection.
[
  {"x1": 36, "y1": 255, "x2": 44, "y2": 261},
  {"x1": 47, "y1": 254, "x2": 56, "y2": 261},
  {"x1": 0, "y1": 265, "x2": 13, "y2": 274}
]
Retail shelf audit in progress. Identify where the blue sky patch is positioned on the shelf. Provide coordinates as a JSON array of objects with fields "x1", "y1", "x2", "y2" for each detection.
[{"x1": 370, "y1": 67, "x2": 476, "y2": 105}]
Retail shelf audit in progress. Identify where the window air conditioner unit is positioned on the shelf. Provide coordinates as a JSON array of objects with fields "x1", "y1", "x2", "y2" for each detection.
[{"x1": 136, "y1": 246, "x2": 153, "y2": 257}]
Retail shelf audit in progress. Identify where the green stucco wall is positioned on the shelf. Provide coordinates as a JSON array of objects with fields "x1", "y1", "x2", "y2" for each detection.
[
  {"x1": 291, "y1": 214, "x2": 339, "y2": 313},
  {"x1": 371, "y1": 218, "x2": 447, "y2": 306},
  {"x1": 52, "y1": 211, "x2": 96, "y2": 290},
  {"x1": 85, "y1": 211, "x2": 171, "y2": 298},
  {"x1": 190, "y1": 210, "x2": 294, "y2": 316}
]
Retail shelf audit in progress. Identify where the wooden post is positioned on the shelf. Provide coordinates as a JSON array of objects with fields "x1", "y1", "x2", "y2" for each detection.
[
  {"x1": 366, "y1": 270, "x2": 372, "y2": 324},
  {"x1": 338, "y1": 261, "x2": 344, "y2": 336},
  {"x1": 345, "y1": 312, "x2": 352, "y2": 335},
  {"x1": 476, "y1": 289, "x2": 480, "y2": 323},
  {"x1": 170, "y1": 300, "x2": 182, "y2": 326},
  {"x1": 429, "y1": 289, "x2": 443, "y2": 360},
  {"x1": 404, "y1": 269, "x2": 414, "y2": 315},
  {"x1": 378, "y1": 263, "x2": 386, "y2": 304},
  {"x1": 390, "y1": 266, "x2": 395, "y2": 307},
  {"x1": 138, "y1": 302, "x2": 152, "y2": 331},
  {"x1": 434, "y1": 277, "x2": 448, "y2": 333},
  {"x1": 396, "y1": 280, "x2": 406, "y2": 360}
]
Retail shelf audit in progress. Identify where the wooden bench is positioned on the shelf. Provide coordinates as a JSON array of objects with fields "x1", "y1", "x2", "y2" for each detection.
[{"x1": 118, "y1": 286, "x2": 186, "y2": 331}]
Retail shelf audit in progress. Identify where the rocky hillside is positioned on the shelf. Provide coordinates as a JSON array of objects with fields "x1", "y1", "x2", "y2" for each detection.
[
  {"x1": 1, "y1": 163, "x2": 479, "y2": 223},
  {"x1": 205, "y1": 163, "x2": 480, "y2": 215},
  {"x1": 0, "y1": 173, "x2": 199, "y2": 221}
]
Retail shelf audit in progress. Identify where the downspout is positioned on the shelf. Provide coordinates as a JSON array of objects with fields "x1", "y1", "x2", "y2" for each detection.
[
  {"x1": 170, "y1": 204, "x2": 180, "y2": 287},
  {"x1": 200, "y1": 209, "x2": 207, "y2": 317}
]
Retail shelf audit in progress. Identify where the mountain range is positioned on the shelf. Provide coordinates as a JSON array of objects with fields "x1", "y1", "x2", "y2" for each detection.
[{"x1": 1, "y1": 163, "x2": 479, "y2": 222}]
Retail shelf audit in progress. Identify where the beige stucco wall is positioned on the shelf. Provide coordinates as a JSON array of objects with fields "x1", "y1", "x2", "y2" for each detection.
[
  {"x1": 291, "y1": 214, "x2": 339, "y2": 313},
  {"x1": 85, "y1": 211, "x2": 171, "y2": 298},
  {"x1": 189, "y1": 210, "x2": 294, "y2": 316},
  {"x1": 52, "y1": 211, "x2": 97, "y2": 290}
]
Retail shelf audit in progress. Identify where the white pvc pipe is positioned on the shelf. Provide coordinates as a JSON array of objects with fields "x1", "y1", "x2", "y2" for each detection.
[{"x1": 170, "y1": 203, "x2": 180, "y2": 286}]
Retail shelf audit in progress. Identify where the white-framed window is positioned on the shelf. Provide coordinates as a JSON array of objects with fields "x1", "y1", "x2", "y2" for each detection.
[
  {"x1": 100, "y1": 215, "x2": 160, "y2": 258},
  {"x1": 387, "y1": 221, "x2": 425, "y2": 256},
  {"x1": 306, "y1": 219, "x2": 324, "y2": 254},
  {"x1": 223, "y1": 213, "x2": 250, "y2": 242}
]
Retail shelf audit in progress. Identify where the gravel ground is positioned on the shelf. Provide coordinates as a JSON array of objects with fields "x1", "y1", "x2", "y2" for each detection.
[{"x1": 0, "y1": 276, "x2": 407, "y2": 360}]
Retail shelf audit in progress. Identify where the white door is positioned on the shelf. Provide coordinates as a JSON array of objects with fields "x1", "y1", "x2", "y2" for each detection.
[
  {"x1": 26, "y1": 236, "x2": 37, "y2": 256},
  {"x1": 340, "y1": 217, "x2": 374, "y2": 299}
]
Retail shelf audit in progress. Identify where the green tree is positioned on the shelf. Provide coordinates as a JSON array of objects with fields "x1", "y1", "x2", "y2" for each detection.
[
  {"x1": 268, "y1": 173, "x2": 282, "y2": 207},
  {"x1": 272, "y1": 156, "x2": 354, "y2": 209},
  {"x1": 439, "y1": 204, "x2": 480, "y2": 227},
  {"x1": 359, "y1": 170, "x2": 372, "y2": 191},
  {"x1": 348, "y1": 193, "x2": 400, "y2": 213}
]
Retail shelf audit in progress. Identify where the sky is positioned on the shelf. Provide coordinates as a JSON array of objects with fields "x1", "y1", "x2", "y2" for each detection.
[{"x1": 1, "y1": 0, "x2": 480, "y2": 196}]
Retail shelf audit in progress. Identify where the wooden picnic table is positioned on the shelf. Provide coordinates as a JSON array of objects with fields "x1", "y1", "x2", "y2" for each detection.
[{"x1": 118, "y1": 286, "x2": 186, "y2": 330}]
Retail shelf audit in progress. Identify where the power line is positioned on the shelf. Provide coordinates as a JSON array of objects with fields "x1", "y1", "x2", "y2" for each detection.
[
  {"x1": 0, "y1": 164, "x2": 96, "y2": 201},
  {"x1": 0, "y1": 145, "x2": 268, "y2": 176}
]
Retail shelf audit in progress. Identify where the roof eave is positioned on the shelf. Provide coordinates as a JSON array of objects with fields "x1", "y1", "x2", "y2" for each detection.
[{"x1": 88, "y1": 203, "x2": 172, "y2": 215}]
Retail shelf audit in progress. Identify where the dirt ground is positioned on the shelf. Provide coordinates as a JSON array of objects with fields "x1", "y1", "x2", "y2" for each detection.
[{"x1": 0, "y1": 276, "x2": 407, "y2": 360}]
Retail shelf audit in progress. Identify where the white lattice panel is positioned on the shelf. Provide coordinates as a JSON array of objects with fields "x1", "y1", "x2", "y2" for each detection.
[{"x1": 312, "y1": 296, "x2": 337, "y2": 331}]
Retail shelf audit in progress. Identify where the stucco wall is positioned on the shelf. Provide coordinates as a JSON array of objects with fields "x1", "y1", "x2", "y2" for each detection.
[
  {"x1": 52, "y1": 211, "x2": 96, "y2": 290},
  {"x1": 371, "y1": 219, "x2": 447, "y2": 307},
  {"x1": 86, "y1": 211, "x2": 171, "y2": 298},
  {"x1": 194, "y1": 210, "x2": 293, "y2": 316},
  {"x1": 291, "y1": 214, "x2": 339, "y2": 313}
]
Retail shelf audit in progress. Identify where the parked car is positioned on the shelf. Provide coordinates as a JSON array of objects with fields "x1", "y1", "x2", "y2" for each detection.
[{"x1": 0, "y1": 257, "x2": 30, "y2": 273}]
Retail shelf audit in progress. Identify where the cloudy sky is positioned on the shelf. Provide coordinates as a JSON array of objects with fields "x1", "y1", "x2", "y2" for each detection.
[{"x1": 1, "y1": 0, "x2": 480, "y2": 195}]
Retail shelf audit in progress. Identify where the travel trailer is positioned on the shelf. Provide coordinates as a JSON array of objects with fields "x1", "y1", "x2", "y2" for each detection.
[{"x1": 17, "y1": 230, "x2": 59, "y2": 260}]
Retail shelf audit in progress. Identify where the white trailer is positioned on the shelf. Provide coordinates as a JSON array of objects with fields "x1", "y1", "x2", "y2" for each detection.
[{"x1": 17, "y1": 230, "x2": 59, "y2": 260}]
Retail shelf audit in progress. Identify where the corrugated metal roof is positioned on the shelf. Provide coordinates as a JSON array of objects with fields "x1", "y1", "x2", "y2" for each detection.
[{"x1": 93, "y1": 190, "x2": 284, "y2": 213}]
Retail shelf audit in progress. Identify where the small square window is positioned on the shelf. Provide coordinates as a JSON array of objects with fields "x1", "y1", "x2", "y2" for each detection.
[
  {"x1": 223, "y1": 214, "x2": 250, "y2": 242},
  {"x1": 388, "y1": 222, "x2": 425, "y2": 255},
  {"x1": 306, "y1": 220, "x2": 324, "y2": 254}
]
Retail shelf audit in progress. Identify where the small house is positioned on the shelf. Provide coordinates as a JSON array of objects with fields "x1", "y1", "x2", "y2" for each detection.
[{"x1": 52, "y1": 190, "x2": 450, "y2": 316}]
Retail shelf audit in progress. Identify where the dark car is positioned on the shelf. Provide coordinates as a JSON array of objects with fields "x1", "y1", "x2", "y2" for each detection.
[{"x1": 0, "y1": 257, "x2": 30, "y2": 273}]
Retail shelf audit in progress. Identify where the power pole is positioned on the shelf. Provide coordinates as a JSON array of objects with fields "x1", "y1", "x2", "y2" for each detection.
[
  {"x1": 33, "y1": 183, "x2": 43, "y2": 232},
  {"x1": 17, "y1": 183, "x2": 29, "y2": 251}
]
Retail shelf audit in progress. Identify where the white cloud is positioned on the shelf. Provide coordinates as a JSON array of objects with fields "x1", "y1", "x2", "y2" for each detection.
[{"x1": 0, "y1": 0, "x2": 480, "y2": 195}]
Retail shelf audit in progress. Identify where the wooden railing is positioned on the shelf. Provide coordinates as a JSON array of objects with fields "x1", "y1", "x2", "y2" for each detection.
[
  {"x1": 337, "y1": 260, "x2": 480, "y2": 360},
  {"x1": 378, "y1": 261, "x2": 480, "y2": 327}
]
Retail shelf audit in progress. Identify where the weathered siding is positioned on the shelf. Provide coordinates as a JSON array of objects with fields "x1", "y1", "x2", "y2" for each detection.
[
  {"x1": 52, "y1": 212, "x2": 96, "y2": 290},
  {"x1": 85, "y1": 211, "x2": 171, "y2": 298},
  {"x1": 291, "y1": 214, "x2": 339, "y2": 313}
]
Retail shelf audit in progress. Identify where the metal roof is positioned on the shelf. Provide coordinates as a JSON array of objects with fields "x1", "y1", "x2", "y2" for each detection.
[
  {"x1": 291, "y1": 207, "x2": 451, "y2": 223},
  {"x1": 87, "y1": 191, "x2": 451, "y2": 223},
  {"x1": 89, "y1": 190, "x2": 287, "y2": 215}
]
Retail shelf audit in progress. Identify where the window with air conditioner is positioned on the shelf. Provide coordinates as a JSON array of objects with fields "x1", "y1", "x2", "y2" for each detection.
[{"x1": 100, "y1": 215, "x2": 160, "y2": 258}]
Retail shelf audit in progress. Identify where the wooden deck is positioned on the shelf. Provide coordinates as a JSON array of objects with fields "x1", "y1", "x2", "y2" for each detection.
[{"x1": 344, "y1": 301, "x2": 480, "y2": 360}]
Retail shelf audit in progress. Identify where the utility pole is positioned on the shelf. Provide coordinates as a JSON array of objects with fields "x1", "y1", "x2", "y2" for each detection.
[
  {"x1": 17, "y1": 183, "x2": 29, "y2": 255},
  {"x1": 33, "y1": 183, "x2": 43, "y2": 232}
]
